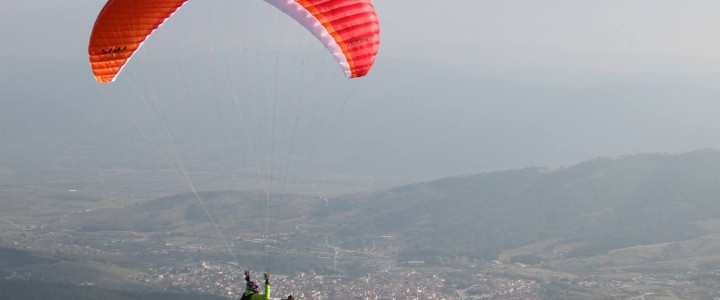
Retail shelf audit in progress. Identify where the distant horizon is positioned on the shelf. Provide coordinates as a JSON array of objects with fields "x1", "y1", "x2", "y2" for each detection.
[
  {"x1": 7, "y1": 1, "x2": 720, "y2": 299},
  {"x1": 5, "y1": 0, "x2": 720, "y2": 198}
]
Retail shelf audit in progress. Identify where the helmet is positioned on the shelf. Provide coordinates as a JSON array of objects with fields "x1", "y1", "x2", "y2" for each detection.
[{"x1": 247, "y1": 280, "x2": 259, "y2": 292}]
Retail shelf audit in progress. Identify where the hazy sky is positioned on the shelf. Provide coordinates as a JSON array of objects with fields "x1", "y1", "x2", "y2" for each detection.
[
  {"x1": 5, "y1": 0, "x2": 720, "y2": 182},
  {"x1": 381, "y1": 1, "x2": 720, "y2": 56},
  {"x1": 4, "y1": 0, "x2": 720, "y2": 69}
]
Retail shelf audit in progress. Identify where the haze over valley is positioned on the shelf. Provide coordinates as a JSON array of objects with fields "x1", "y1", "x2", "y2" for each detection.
[{"x1": 6, "y1": 1, "x2": 720, "y2": 299}]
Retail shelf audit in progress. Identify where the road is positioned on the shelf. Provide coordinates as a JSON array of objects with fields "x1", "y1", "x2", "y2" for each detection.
[{"x1": 0, "y1": 218, "x2": 29, "y2": 230}]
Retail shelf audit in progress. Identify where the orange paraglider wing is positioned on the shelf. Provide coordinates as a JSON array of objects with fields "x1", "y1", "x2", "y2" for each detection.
[
  {"x1": 88, "y1": 0, "x2": 188, "y2": 83},
  {"x1": 265, "y1": 0, "x2": 380, "y2": 78},
  {"x1": 88, "y1": 0, "x2": 380, "y2": 82}
]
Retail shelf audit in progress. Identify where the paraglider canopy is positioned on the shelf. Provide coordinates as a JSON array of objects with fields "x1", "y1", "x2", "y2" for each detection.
[{"x1": 88, "y1": 0, "x2": 380, "y2": 82}]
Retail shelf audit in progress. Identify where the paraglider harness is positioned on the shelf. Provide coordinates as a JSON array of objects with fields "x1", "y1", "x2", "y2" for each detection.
[{"x1": 241, "y1": 271, "x2": 270, "y2": 300}]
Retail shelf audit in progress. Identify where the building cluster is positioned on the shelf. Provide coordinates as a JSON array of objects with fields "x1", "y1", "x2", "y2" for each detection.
[
  {"x1": 149, "y1": 262, "x2": 463, "y2": 299},
  {"x1": 146, "y1": 261, "x2": 548, "y2": 299},
  {"x1": 461, "y1": 273, "x2": 539, "y2": 299},
  {"x1": 4, "y1": 233, "x2": 545, "y2": 299}
]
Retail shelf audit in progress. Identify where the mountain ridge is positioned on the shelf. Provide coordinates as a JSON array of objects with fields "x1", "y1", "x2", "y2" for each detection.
[{"x1": 46, "y1": 149, "x2": 720, "y2": 266}]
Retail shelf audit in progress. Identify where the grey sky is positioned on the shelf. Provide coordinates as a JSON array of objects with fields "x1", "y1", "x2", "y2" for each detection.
[
  {"x1": 374, "y1": 1, "x2": 720, "y2": 74},
  {"x1": 4, "y1": 1, "x2": 720, "y2": 182},
  {"x1": 379, "y1": 1, "x2": 720, "y2": 56},
  {"x1": 3, "y1": 1, "x2": 720, "y2": 69}
]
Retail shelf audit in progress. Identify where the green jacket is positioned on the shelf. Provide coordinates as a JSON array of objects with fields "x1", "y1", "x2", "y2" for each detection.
[{"x1": 241, "y1": 283, "x2": 271, "y2": 300}]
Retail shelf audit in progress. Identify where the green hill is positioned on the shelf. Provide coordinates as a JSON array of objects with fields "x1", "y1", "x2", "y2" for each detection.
[
  {"x1": 312, "y1": 150, "x2": 720, "y2": 262},
  {"x1": 46, "y1": 150, "x2": 720, "y2": 268},
  {"x1": 60, "y1": 190, "x2": 324, "y2": 235}
]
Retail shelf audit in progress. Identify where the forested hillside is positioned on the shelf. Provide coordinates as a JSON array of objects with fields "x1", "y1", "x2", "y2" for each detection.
[{"x1": 313, "y1": 150, "x2": 720, "y2": 261}]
